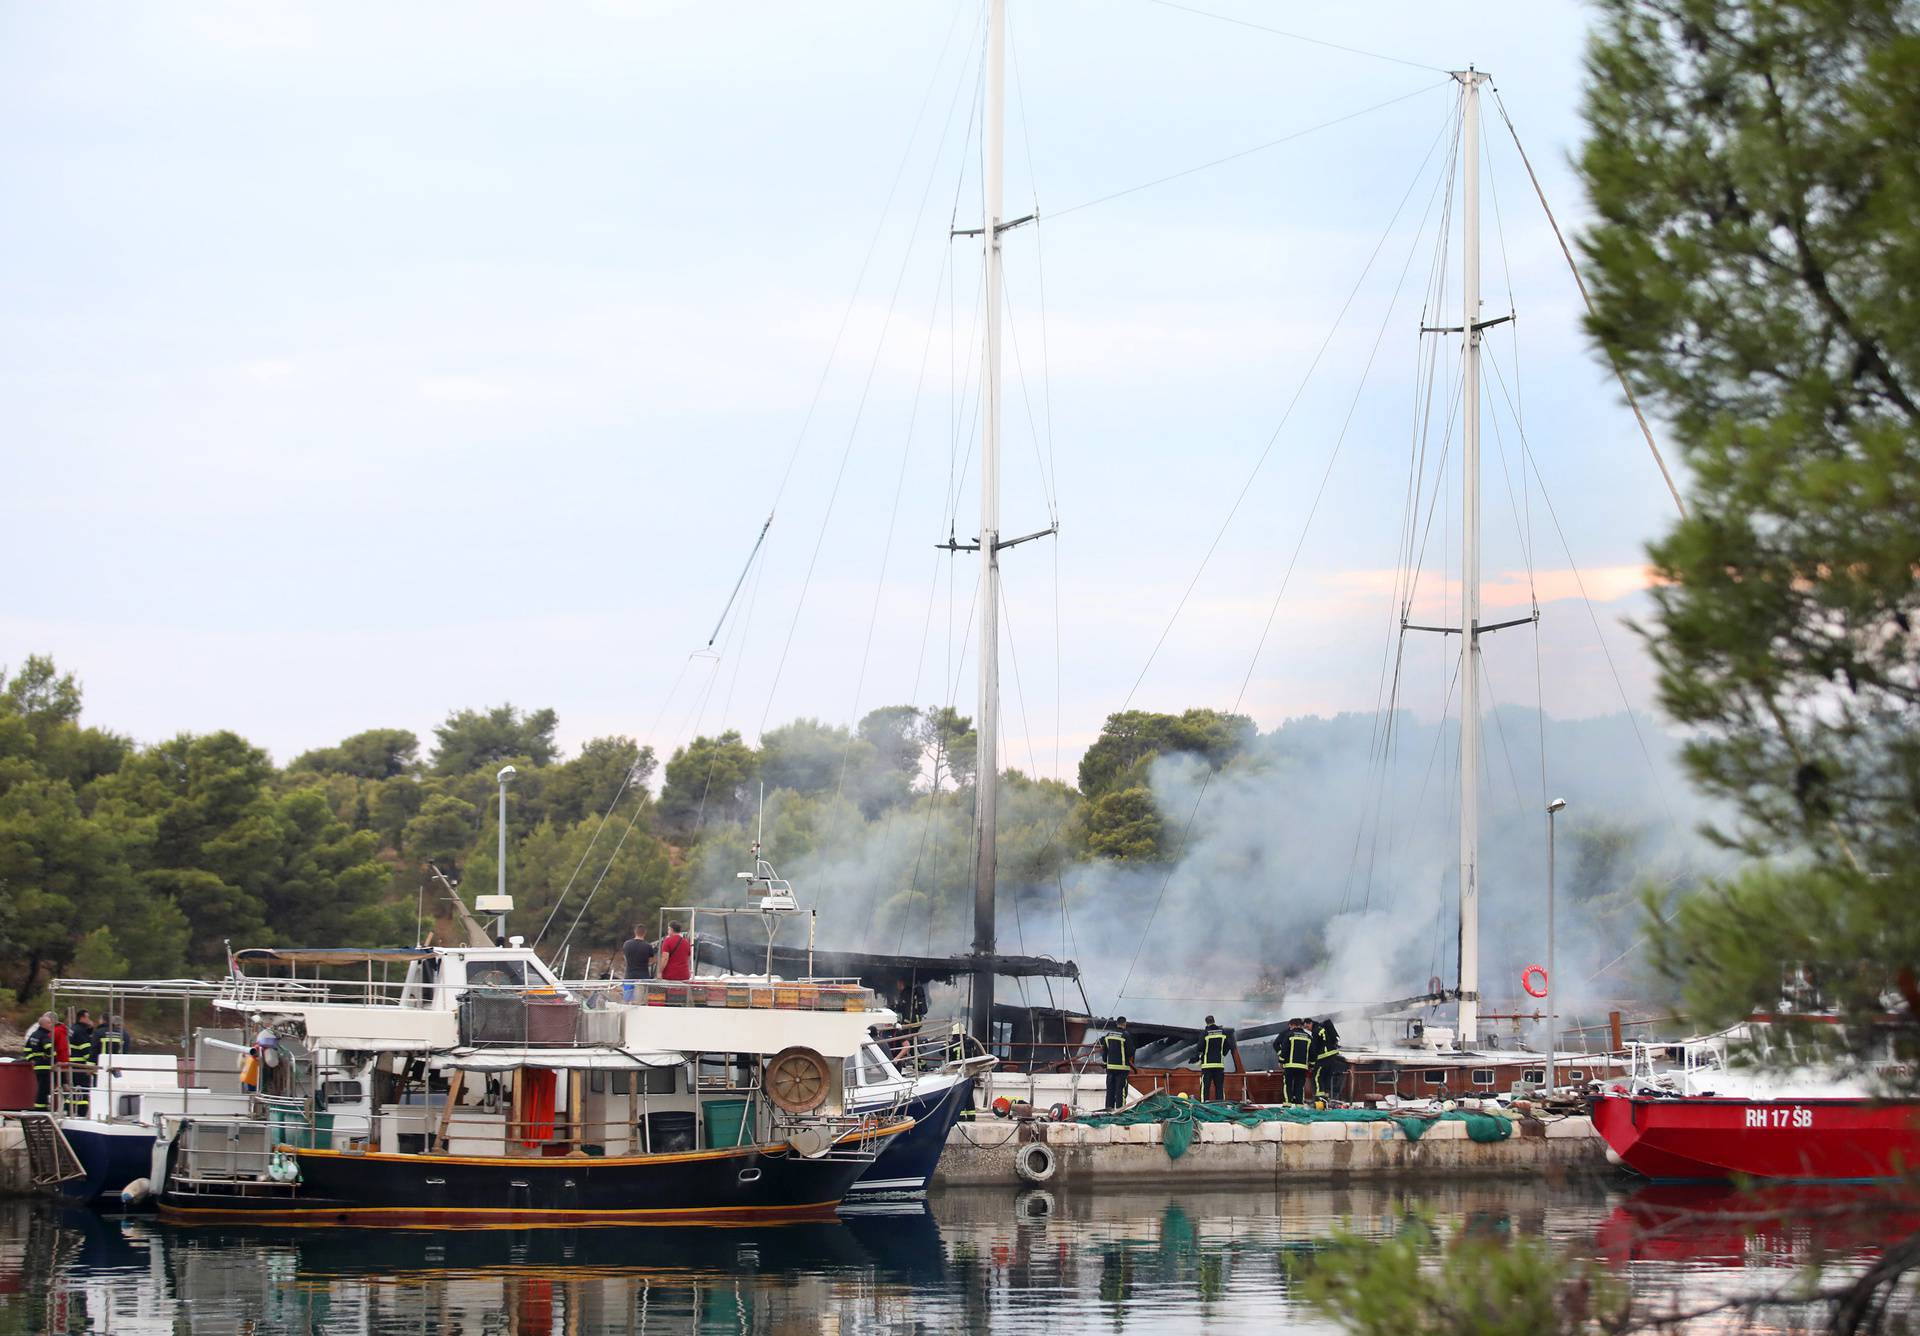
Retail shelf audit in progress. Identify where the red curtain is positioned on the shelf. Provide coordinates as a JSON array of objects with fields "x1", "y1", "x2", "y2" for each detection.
[{"x1": 516, "y1": 1068, "x2": 557, "y2": 1147}]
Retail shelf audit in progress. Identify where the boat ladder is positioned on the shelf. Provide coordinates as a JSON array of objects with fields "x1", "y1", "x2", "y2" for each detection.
[{"x1": 2, "y1": 1112, "x2": 86, "y2": 1189}]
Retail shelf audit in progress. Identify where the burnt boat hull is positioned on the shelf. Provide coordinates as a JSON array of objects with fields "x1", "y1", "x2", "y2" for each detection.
[
  {"x1": 1591, "y1": 1093, "x2": 1920, "y2": 1183},
  {"x1": 158, "y1": 1122, "x2": 912, "y2": 1227}
]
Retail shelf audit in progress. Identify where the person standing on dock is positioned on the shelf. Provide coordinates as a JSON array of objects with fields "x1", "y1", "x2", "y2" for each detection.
[
  {"x1": 1199, "y1": 1016, "x2": 1230, "y2": 1102},
  {"x1": 658, "y1": 922, "x2": 693, "y2": 982},
  {"x1": 1279, "y1": 1017, "x2": 1314, "y2": 1105},
  {"x1": 1102, "y1": 1018, "x2": 1135, "y2": 1110},
  {"x1": 1311, "y1": 1017, "x2": 1346, "y2": 1104},
  {"x1": 68, "y1": 1009, "x2": 95, "y2": 1117},
  {"x1": 23, "y1": 1012, "x2": 55, "y2": 1111}
]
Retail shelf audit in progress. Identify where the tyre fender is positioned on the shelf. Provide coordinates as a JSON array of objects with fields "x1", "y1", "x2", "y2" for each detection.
[{"x1": 1013, "y1": 1140, "x2": 1057, "y2": 1184}]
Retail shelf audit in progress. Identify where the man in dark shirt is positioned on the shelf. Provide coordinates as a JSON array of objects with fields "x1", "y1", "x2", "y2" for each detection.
[{"x1": 619, "y1": 926, "x2": 656, "y2": 997}]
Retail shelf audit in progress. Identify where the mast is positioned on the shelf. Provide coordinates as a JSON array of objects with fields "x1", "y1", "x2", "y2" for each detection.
[
  {"x1": 970, "y1": 0, "x2": 1007, "y2": 1044},
  {"x1": 1455, "y1": 69, "x2": 1487, "y2": 1047}
]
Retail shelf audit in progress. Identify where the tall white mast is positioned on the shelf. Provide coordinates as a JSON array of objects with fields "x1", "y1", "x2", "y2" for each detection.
[
  {"x1": 1455, "y1": 69, "x2": 1487, "y2": 1047},
  {"x1": 970, "y1": 0, "x2": 1007, "y2": 1043}
]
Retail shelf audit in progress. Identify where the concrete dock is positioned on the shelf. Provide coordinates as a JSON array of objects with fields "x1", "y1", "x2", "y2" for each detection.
[{"x1": 932, "y1": 1114, "x2": 1607, "y2": 1188}]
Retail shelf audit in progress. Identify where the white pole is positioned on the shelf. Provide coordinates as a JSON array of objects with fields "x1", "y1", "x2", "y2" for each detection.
[
  {"x1": 1546, "y1": 798, "x2": 1566, "y2": 1089},
  {"x1": 970, "y1": 0, "x2": 1006, "y2": 1046},
  {"x1": 496, "y1": 765, "x2": 516, "y2": 940},
  {"x1": 1455, "y1": 70, "x2": 1486, "y2": 1048}
]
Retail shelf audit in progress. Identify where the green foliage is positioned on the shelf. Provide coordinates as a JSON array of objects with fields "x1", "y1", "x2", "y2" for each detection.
[
  {"x1": 1294, "y1": 1217, "x2": 1629, "y2": 1336},
  {"x1": 430, "y1": 704, "x2": 559, "y2": 776},
  {"x1": 403, "y1": 793, "x2": 480, "y2": 874},
  {"x1": 918, "y1": 707, "x2": 976, "y2": 790},
  {"x1": 1582, "y1": 0, "x2": 1920, "y2": 869},
  {"x1": 1074, "y1": 709, "x2": 1254, "y2": 862},
  {"x1": 290, "y1": 728, "x2": 421, "y2": 780},
  {"x1": 1581, "y1": 0, "x2": 1920, "y2": 1087},
  {"x1": 1077, "y1": 709, "x2": 1255, "y2": 799},
  {"x1": 658, "y1": 730, "x2": 758, "y2": 836},
  {"x1": 69, "y1": 926, "x2": 129, "y2": 980},
  {"x1": 1084, "y1": 785, "x2": 1164, "y2": 862}
]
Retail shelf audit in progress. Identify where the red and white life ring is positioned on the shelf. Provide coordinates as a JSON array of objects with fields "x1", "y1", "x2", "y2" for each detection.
[{"x1": 1521, "y1": 965, "x2": 1549, "y2": 998}]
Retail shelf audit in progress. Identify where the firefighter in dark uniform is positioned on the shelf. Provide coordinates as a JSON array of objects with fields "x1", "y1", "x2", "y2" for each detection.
[
  {"x1": 1279, "y1": 1017, "x2": 1314, "y2": 1105},
  {"x1": 23, "y1": 1012, "x2": 56, "y2": 1111},
  {"x1": 68, "y1": 1009, "x2": 96, "y2": 1118},
  {"x1": 1312, "y1": 1017, "x2": 1347, "y2": 1104},
  {"x1": 95, "y1": 1016, "x2": 127, "y2": 1058},
  {"x1": 1102, "y1": 1018, "x2": 1135, "y2": 1111},
  {"x1": 1199, "y1": 1015, "x2": 1231, "y2": 1103}
]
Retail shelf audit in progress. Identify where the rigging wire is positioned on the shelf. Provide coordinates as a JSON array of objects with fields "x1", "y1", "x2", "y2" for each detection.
[
  {"x1": 756, "y1": 26, "x2": 987, "y2": 740},
  {"x1": 1116, "y1": 116, "x2": 1452, "y2": 1001},
  {"x1": 1117, "y1": 100, "x2": 1454, "y2": 717},
  {"x1": 1489, "y1": 87, "x2": 1686, "y2": 520},
  {"x1": 1481, "y1": 342, "x2": 1684, "y2": 835},
  {"x1": 532, "y1": 652, "x2": 698, "y2": 950},
  {"x1": 1005, "y1": 9, "x2": 1066, "y2": 799},
  {"x1": 1139, "y1": 0, "x2": 1450, "y2": 75},
  {"x1": 1049, "y1": 81, "x2": 1449, "y2": 221},
  {"x1": 762, "y1": 0, "x2": 976, "y2": 519}
]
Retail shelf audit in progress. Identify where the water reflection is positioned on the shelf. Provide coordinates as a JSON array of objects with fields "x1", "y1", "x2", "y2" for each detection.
[{"x1": 0, "y1": 1180, "x2": 1909, "y2": 1334}]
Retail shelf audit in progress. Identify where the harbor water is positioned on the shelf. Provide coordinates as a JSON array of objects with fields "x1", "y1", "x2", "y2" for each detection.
[{"x1": 0, "y1": 1180, "x2": 1909, "y2": 1333}]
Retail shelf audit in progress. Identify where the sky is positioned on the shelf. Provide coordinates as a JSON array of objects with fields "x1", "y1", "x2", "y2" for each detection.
[{"x1": 0, "y1": 0, "x2": 1686, "y2": 781}]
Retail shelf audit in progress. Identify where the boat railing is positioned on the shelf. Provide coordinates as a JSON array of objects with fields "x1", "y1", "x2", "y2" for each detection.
[
  {"x1": 163, "y1": 1086, "x2": 901, "y2": 1168},
  {"x1": 567, "y1": 977, "x2": 879, "y2": 1014}
]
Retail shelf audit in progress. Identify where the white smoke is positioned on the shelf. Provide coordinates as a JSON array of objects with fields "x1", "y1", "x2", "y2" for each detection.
[{"x1": 719, "y1": 705, "x2": 1733, "y2": 1032}]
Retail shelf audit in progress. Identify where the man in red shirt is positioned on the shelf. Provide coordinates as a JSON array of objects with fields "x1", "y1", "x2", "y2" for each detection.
[{"x1": 659, "y1": 922, "x2": 693, "y2": 981}]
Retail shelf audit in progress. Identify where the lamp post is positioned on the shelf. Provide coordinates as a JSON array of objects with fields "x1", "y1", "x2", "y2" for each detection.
[
  {"x1": 495, "y1": 766, "x2": 517, "y2": 941},
  {"x1": 1546, "y1": 797, "x2": 1567, "y2": 1091}
]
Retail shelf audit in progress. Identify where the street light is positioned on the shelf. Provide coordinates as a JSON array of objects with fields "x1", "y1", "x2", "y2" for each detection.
[
  {"x1": 490, "y1": 766, "x2": 517, "y2": 941},
  {"x1": 1546, "y1": 797, "x2": 1568, "y2": 1092}
]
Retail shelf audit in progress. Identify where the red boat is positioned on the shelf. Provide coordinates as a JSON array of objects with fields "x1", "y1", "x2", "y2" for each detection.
[{"x1": 1591, "y1": 1092, "x2": 1920, "y2": 1183}]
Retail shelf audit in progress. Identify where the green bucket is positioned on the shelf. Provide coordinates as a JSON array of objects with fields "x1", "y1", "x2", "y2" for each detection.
[
  {"x1": 702, "y1": 1098, "x2": 752, "y2": 1149},
  {"x1": 268, "y1": 1108, "x2": 333, "y2": 1150}
]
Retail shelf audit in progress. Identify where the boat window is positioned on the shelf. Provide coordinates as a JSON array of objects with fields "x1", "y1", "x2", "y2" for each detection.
[
  {"x1": 641, "y1": 1065, "x2": 677, "y2": 1096},
  {"x1": 1523, "y1": 1068, "x2": 1545, "y2": 1084},
  {"x1": 1422, "y1": 1070, "x2": 1447, "y2": 1085},
  {"x1": 611, "y1": 1070, "x2": 633, "y2": 1096},
  {"x1": 1471, "y1": 1069, "x2": 1495, "y2": 1085},
  {"x1": 860, "y1": 1042, "x2": 901, "y2": 1085},
  {"x1": 589, "y1": 1070, "x2": 607, "y2": 1094},
  {"x1": 1567, "y1": 1069, "x2": 1587, "y2": 1081},
  {"x1": 467, "y1": 959, "x2": 526, "y2": 990}
]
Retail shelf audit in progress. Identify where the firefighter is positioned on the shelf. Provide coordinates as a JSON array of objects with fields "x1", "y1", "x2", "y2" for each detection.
[
  {"x1": 1279, "y1": 1017, "x2": 1314, "y2": 1105},
  {"x1": 69, "y1": 1009, "x2": 96, "y2": 1118},
  {"x1": 1102, "y1": 1018, "x2": 1135, "y2": 1111},
  {"x1": 95, "y1": 1016, "x2": 127, "y2": 1057},
  {"x1": 1199, "y1": 1015, "x2": 1231, "y2": 1103},
  {"x1": 1312, "y1": 1017, "x2": 1347, "y2": 1103},
  {"x1": 23, "y1": 1012, "x2": 55, "y2": 1111},
  {"x1": 948, "y1": 1023, "x2": 969, "y2": 1064}
]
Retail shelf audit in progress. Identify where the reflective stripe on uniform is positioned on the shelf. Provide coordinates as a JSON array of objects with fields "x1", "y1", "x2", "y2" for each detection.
[
  {"x1": 1103, "y1": 1034, "x2": 1130, "y2": 1070},
  {"x1": 1200, "y1": 1030, "x2": 1228, "y2": 1069}
]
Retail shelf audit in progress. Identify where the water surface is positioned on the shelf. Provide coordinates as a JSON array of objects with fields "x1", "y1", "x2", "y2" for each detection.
[{"x1": 0, "y1": 1179, "x2": 1906, "y2": 1333}]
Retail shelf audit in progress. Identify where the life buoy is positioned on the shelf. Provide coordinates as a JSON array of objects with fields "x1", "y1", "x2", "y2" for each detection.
[
  {"x1": 1522, "y1": 965, "x2": 1549, "y2": 998},
  {"x1": 1013, "y1": 1141, "x2": 1057, "y2": 1184}
]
